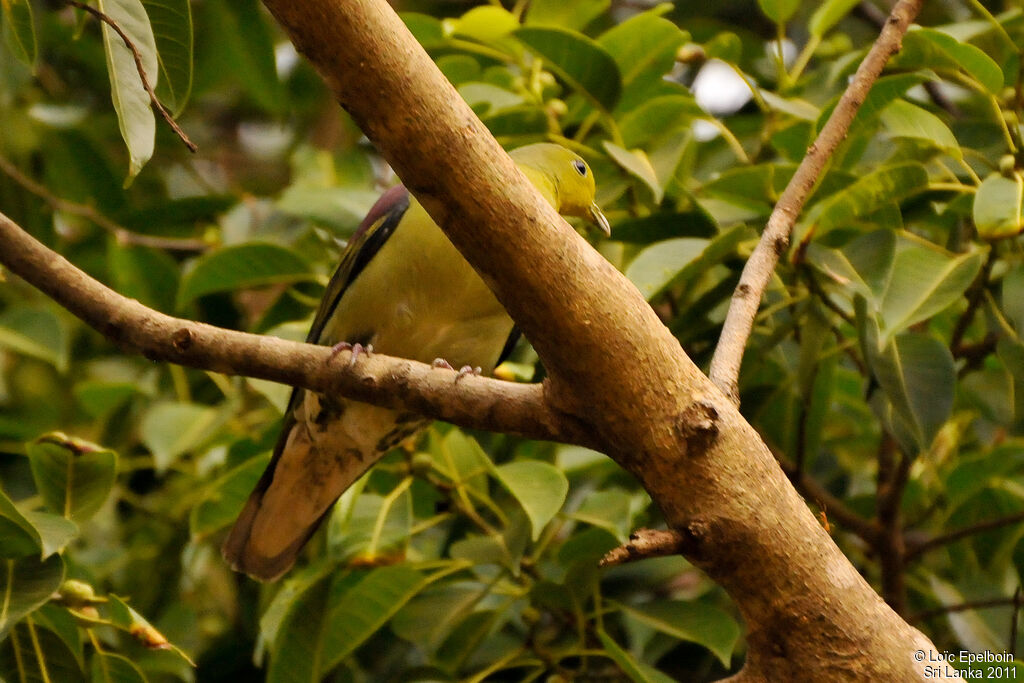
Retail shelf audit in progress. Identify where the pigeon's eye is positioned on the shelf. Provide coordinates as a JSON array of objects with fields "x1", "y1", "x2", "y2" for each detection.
[{"x1": 572, "y1": 159, "x2": 587, "y2": 176}]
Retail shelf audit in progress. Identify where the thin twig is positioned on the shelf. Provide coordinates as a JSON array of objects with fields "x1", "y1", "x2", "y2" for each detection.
[
  {"x1": 599, "y1": 528, "x2": 685, "y2": 567},
  {"x1": 912, "y1": 597, "x2": 1022, "y2": 623},
  {"x1": 708, "y1": 0, "x2": 925, "y2": 404},
  {"x1": 905, "y1": 510, "x2": 1024, "y2": 561},
  {"x1": 68, "y1": 0, "x2": 197, "y2": 153},
  {"x1": 876, "y1": 435, "x2": 910, "y2": 615},
  {"x1": 0, "y1": 154, "x2": 208, "y2": 251}
]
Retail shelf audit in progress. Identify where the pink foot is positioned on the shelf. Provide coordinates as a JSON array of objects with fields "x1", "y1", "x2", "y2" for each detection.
[
  {"x1": 431, "y1": 359, "x2": 481, "y2": 382},
  {"x1": 329, "y1": 341, "x2": 373, "y2": 367}
]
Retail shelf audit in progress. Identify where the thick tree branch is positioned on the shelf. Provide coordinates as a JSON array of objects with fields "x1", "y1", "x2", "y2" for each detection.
[
  {"x1": 709, "y1": 0, "x2": 925, "y2": 404},
  {"x1": 0, "y1": 210, "x2": 597, "y2": 448}
]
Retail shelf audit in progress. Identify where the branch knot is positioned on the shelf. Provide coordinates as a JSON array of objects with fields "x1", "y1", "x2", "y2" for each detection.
[
  {"x1": 676, "y1": 399, "x2": 719, "y2": 454},
  {"x1": 172, "y1": 328, "x2": 194, "y2": 352}
]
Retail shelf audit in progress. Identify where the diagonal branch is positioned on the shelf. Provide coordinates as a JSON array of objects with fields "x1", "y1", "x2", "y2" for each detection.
[
  {"x1": 0, "y1": 210, "x2": 598, "y2": 449},
  {"x1": 906, "y1": 510, "x2": 1024, "y2": 561},
  {"x1": 708, "y1": 0, "x2": 925, "y2": 404}
]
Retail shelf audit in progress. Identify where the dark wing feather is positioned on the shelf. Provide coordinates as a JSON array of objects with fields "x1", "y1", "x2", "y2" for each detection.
[
  {"x1": 496, "y1": 327, "x2": 522, "y2": 366},
  {"x1": 222, "y1": 184, "x2": 411, "y2": 579},
  {"x1": 306, "y1": 184, "x2": 411, "y2": 344}
]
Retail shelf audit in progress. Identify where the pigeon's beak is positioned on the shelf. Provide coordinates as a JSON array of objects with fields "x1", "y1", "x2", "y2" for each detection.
[{"x1": 587, "y1": 202, "x2": 611, "y2": 237}]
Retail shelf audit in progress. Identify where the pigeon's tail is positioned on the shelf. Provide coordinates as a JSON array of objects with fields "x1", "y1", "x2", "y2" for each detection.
[{"x1": 221, "y1": 412, "x2": 375, "y2": 581}]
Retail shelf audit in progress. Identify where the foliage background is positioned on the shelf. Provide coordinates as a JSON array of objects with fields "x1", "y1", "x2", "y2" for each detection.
[{"x1": 1, "y1": 0, "x2": 1024, "y2": 680}]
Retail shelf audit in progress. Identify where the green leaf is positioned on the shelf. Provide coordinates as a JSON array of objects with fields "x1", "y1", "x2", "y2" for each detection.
[
  {"x1": 617, "y1": 600, "x2": 740, "y2": 667},
  {"x1": 860, "y1": 326, "x2": 956, "y2": 453},
  {"x1": 893, "y1": 28, "x2": 1004, "y2": 93},
  {"x1": 619, "y1": 95, "x2": 701, "y2": 148},
  {"x1": 0, "y1": 554, "x2": 65, "y2": 638},
  {"x1": 815, "y1": 231, "x2": 984, "y2": 341},
  {"x1": 27, "y1": 433, "x2": 117, "y2": 523},
  {"x1": 22, "y1": 511, "x2": 78, "y2": 557},
  {"x1": 809, "y1": 0, "x2": 859, "y2": 38},
  {"x1": 625, "y1": 238, "x2": 709, "y2": 300},
  {"x1": 604, "y1": 142, "x2": 663, "y2": 203},
  {"x1": 96, "y1": 0, "x2": 159, "y2": 183},
  {"x1": 91, "y1": 652, "x2": 147, "y2": 683},
  {"x1": 259, "y1": 561, "x2": 338, "y2": 656},
  {"x1": 459, "y1": 82, "x2": 525, "y2": 114},
  {"x1": 802, "y1": 163, "x2": 928, "y2": 241},
  {"x1": 974, "y1": 172, "x2": 1024, "y2": 240},
  {"x1": 142, "y1": 0, "x2": 193, "y2": 115},
  {"x1": 139, "y1": 401, "x2": 224, "y2": 471},
  {"x1": 190, "y1": 452, "x2": 271, "y2": 538},
  {"x1": 449, "y1": 6, "x2": 518, "y2": 44},
  {"x1": 880, "y1": 99, "x2": 961, "y2": 159},
  {"x1": 493, "y1": 461, "x2": 568, "y2": 541},
  {"x1": 267, "y1": 572, "x2": 334, "y2": 682},
  {"x1": 33, "y1": 603, "x2": 84, "y2": 670},
  {"x1": 401, "y1": 12, "x2": 445, "y2": 50},
  {"x1": 758, "y1": 0, "x2": 800, "y2": 24},
  {"x1": 807, "y1": 228, "x2": 896, "y2": 302},
  {"x1": 277, "y1": 185, "x2": 380, "y2": 231},
  {"x1": 2, "y1": 0, "x2": 36, "y2": 68},
  {"x1": 1003, "y1": 265, "x2": 1024, "y2": 334},
  {"x1": 597, "y1": 629, "x2": 675, "y2": 683},
  {"x1": 106, "y1": 595, "x2": 195, "y2": 666},
  {"x1": 437, "y1": 54, "x2": 481, "y2": 85},
  {"x1": 429, "y1": 429, "x2": 492, "y2": 499},
  {"x1": 526, "y1": 0, "x2": 608, "y2": 32},
  {"x1": 177, "y1": 242, "x2": 313, "y2": 306},
  {"x1": 597, "y1": 9, "x2": 687, "y2": 112},
  {"x1": 203, "y1": 0, "x2": 283, "y2": 112},
  {"x1": 842, "y1": 73, "x2": 931, "y2": 134},
  {"x1": 73, "y1": 381, "x2": 140, "y2": 419},
  {"x1": 877, "y1": 238, "x2": 985, "y2": 339},
  {"x1": 0, "y1": 488, "x2": 43, "y2": 558},
  {"x1": 572, "y1": 489, "x2": 636, "y2": 540},
  {"x1": 0, "y1": 619, "x2": 85, "y2": 683},
  {"x1": 320, "y1": 564, "x2": 462, "y2": 672},
  {"x1": 435, "y1": 609, "x2": 501, "y2": 671},
  {"x1": 391, "y1": 584, "x2": 482, "y2": 649},
  {"x1": 0, "y1": 307, "x2": 70, "y2": 372},
  {"x1": 514, "y1": 26, "x2": 621, "y2": 111},
  {"x1": 450, "y1": 534, "x2": 511, "y2": 568}
]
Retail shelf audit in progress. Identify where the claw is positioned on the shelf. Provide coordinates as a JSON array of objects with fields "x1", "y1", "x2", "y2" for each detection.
[
  {"x1": 431, "y1": 358, "x2": 455, "y2": 371},
  {"x1": 455, "y1": 366, "x2": 482, "y2": 383},
  {"x1": 432, "y1": 359, "x2": 480, "y2": 383},
  {"x1": 329, "y1": 341, "x2": 373, "y2": 367}
]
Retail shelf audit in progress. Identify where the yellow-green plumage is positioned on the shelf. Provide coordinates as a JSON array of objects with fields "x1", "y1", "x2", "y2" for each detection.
[{"x1": 222, "y1": 144, "x2": 607, "y2": 581}]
